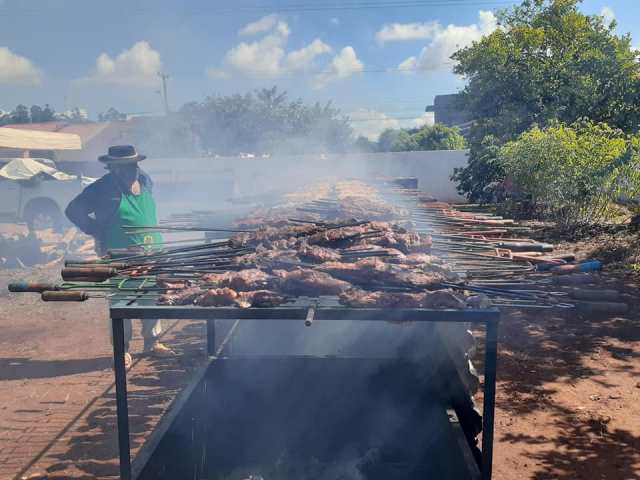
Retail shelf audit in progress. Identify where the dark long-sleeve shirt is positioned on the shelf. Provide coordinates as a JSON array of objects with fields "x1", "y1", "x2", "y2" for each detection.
[{"x1": 65, "y1": 170, "x2": 154, "y2": 241}]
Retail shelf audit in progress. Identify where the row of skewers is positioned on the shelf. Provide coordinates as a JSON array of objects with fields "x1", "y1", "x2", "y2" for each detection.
[{"x1": 7, "y1": 179, "x2": 628, "y2": 314}]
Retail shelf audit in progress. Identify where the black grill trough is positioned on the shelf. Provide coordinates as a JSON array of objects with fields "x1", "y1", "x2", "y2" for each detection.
[{"x1": 108, "y1": 298, "x2": 499, "y2": 480}]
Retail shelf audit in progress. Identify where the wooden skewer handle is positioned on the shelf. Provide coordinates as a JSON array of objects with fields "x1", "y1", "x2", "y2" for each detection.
[
  {"x1": 9, "y1": 282, "x2": 59, "y2": 293},
  {"x1": 41, "y1": 291, "x2": 90, "y2": 302}
]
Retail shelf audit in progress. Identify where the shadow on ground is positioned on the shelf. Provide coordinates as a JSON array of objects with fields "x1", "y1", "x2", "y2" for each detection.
[
  {"x1": 31, "y1": 321, "x2": 207, "y2": 479},
  {"x1": 0, "y1": 356, "x2": 112, "y2": 381},
  {"x1": 475, "y1": 275, "x2": 640, "y2": 479}
]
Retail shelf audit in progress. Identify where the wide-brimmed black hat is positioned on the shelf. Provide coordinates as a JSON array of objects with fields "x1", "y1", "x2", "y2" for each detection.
[{"x1": 98, "y1": 145, "x2": 146, "y2": 164}]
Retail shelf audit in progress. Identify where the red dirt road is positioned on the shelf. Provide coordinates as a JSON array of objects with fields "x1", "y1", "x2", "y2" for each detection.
[{"x1": 0, "y1": 266, "x2": 207, "y2": 480}]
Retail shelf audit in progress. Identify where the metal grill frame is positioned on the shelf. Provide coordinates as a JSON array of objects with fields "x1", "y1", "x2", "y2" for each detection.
[{"x1": 109, "y1": 300, "x2": 499, "y2": 480}]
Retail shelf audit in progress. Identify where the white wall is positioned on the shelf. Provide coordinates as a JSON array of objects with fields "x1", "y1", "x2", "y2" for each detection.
[
  {"x1": 144, "y1": 149, "x2": 469, "y2": 212},
  {"x1": 345, "y1": 150, "x2": 469, "y2": 203}
]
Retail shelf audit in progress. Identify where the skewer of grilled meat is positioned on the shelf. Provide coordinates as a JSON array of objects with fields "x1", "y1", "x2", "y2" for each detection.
[
  {"x1": 317, "y1": 258, "x2": 457, "y2": 288},
  {"x1": 272, "y1": 268, "x2": 351, "y2": 296},
  {"x1": 202, "y1": 269, "x2": 274, "y2": 291},
  {"x1": 339, "y1": 288, "x2": 467, "y2": 309}
]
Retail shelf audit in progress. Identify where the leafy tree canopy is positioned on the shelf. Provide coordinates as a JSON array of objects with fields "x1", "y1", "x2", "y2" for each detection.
[
  {"x1": 99, "y1": 107, "x2": 127, "y2": 122},
  {"x1": 375, "y1": 124, "x2": 466, "y2": 152},
  {"x1": 499, "y1": 120, "x2": 640, "y2": 226},
  {"x1": 451, "y1": 0, "x2": 640, "y2": 201},
  {"x1": 411, "y1": 123, "x2": 467, "y2": 151},
  {"x1": 180, "y1": 87, "x2": 353, "y2": 155}
]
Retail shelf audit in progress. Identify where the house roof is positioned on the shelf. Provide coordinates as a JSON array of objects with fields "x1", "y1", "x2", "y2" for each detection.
[
  {"x1": 0, "y1": 126, "x2": 82, "y2": 150},
  {"x1": 2, "y1": 121, "x2": 140, "y2": 162},
  {"x1": 2, "y1": 115, "x2": 175, "y2": 163},
  {"x1": 4, "y1": 122, "x2": 110, "y2": 144}
]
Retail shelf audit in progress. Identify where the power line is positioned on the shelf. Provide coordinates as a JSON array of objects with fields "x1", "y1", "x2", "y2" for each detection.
[
  {"x1": 0, "y1": 0, "x2": 515, "y2": 16},
  {"x1": 200, "y1": 61, "x2": 457, "y2": 80},
  {"x1": 132, "y1": 0, "x2": 514, "y2": 14}
]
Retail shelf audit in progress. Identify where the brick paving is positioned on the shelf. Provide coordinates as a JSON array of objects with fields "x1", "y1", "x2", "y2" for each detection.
[{"x1": 0, "y1": 288, "x2": 207, "y2": 480}]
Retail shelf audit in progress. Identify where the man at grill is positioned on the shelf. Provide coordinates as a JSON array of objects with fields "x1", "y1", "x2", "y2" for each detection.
[{"x1": 65, "y1": 145, "x2": 175, "y2": 366}]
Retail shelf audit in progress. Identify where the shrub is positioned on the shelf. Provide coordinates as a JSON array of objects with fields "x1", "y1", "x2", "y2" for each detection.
[{"x1": 498, "y1": 121, "x2": 640, "y2": 227}]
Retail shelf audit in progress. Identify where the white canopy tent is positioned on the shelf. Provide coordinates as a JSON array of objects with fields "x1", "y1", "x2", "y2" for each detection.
[{"x1": 0, "y1": 157, "x2": 78, "y2": 181}]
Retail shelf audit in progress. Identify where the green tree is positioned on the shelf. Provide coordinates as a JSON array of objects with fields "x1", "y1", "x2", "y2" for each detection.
[
  {"x1": 30, "y1": 105, "x2": 43, "y2": 123},
  {"x1": 11, "y1": 104, "x2": 30, "y2": 124},
  {"x1": 451, "y1": 0, "x2": 640, "y2": 201},
  {"x1": 354, "y1": 135, "x2": 377, "y2": 152},
  {"x1": 27, "y1": 104, "x2": 55, "y2": 123},
  {"x1": 99, "y1": 107, "x2": 126, "y2": 122},
  {"x1": 499, "y1": 120, "x2": 640, "y2": 226},
  {"x1": 377, "y1": 129, "x2": 417, "y2": 152},
  {"x1": 41, "y1": 104, "x2": 55, "y2": 122},
  {"x1": 412, "y1": 124, "x2": 466, "y2": 150},
  {"x1": 180, "y1": 87, "x2": 353, "y2": 155}
]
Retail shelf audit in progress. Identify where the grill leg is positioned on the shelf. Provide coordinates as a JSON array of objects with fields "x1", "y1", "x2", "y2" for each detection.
[
  {"x1": 206, "y1": 319, "x2": 216, "y2": 356},
  {"x1": 112, "y1": 317, "x2": 132, "y2": 480},
  {"x1": 481, "y1": 320, "x2": 498, "y2": 480}
]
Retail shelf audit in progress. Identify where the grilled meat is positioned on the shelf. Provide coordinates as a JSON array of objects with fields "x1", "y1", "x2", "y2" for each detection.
[
  {"x1": 196, "y1": 288, "x2": 240, "y2": 307},
  {"x1": 339, "y1": 289, "x2": 424, "y2": 308},
  {"x1": 342, "y1": 244, "x2": 406, "y2": 261},
  {"x1": 233, "y1": 249, "x2": 299, "y2": 268},
  {"x1": 332, "y1": 195, "x2": 409, "y2": 221},
  {"x1": 422, "y1": 290, "x2": 467, "y2": 309},
  {"x1": 265, "y1": 238, "x2": 299, "y2": 250},
  {"x1": 318, "y1": 258, "x2": 452, "y2": 288},
  {"x1": 237, "y1": 290, "x2": 288, "y2": 308},
  {"x1": 159, "y1": 287, "x2": 202, "y2": 306},
  {"x1": 156, "y1": 278, "x2": 190, "y2": 290},
  {"x1": 371, "y1": 231, "x2": 432, "y2": 253},
  {"x1": 317, "y1": 258, "x2": 393, "y2": 284},
  {"x1": 202, "y1": 269, "x2": 273, "y2": 291},
  {"x1": 339, "y1": 288, "x2": 466, "y2": 309},
  {"x1": 273, "y1": 268, "x2": 350, "y2": 296},
  {"x1": 231, "y1": 225, "x2": 319, "y2": 248},
  {"x1": 465, "y1": 294, "x2": 492, "y2": 309},
  {"x1": 305, "y1": 225, "x2": 372, "y2": 248},
  {"x1": 297, "y1": 243, "x2": 341, "y2": 263}
]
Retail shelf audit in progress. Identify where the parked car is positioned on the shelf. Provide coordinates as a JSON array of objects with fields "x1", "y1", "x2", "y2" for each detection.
[{"x1": 0, "y1": 158, "x2": 94, "y2": 231}]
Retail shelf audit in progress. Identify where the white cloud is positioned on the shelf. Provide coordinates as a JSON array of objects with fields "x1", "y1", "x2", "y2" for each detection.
[
  {"x1": 376, "y1": 21, "x2": 439, "y2": 43},
  {"x1": 398, "y1": 56, "x2": 418, "y2": 74},
  {"x1": 313, "y1": 46, "x2": 364, "y2": 89},
  {"x1": 349, "y1": 109, "x2": 401, "y2": 141},
  {"x1": 85, "y1": 41, "x2": 162, "y2": 88},
  {"x1": 600, "y1": 6, "x2": 615, "y2": 25},
  {"x1": 396, "y1": 10, "x2": 497, "y2": 72},
  {"x1": 413, "y1": 112, "x2": 435, "y2": 128},
  {"x1": 239, "y1": 14, "x2": 280, "y2": 36},
  {"x1": 211, "y1": 16, "x2": 331, "y2": 79},
  {"x1": 284, "y1": 39, "x2": 332, "y2": 71},
  {"x1": 225, "y1": 32, "x2": 288, "y2": 78},
  {"x1": 0, "y1": 47, "x2": 41, "y2": 85}
]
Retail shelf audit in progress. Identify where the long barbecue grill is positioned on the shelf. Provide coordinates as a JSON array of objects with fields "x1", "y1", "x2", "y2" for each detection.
[
  {"x1": 109, "y1": 295, "x2": 499, "y2": 480},
  {"x1": 101, "y1": 180, "x2": 502, "y2": 480},
  {"x1": 17, "y1": 177, "x2": 574, "y2": 479}
]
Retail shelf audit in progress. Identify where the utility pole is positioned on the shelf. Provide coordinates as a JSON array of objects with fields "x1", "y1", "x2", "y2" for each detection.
[{"x1": 158, "y1": 72, "x2": 170, "y2": 114}]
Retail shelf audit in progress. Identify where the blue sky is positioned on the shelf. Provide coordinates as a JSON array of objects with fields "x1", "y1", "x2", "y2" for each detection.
[{"x1": 0, "y1": 0, "x2": 638, "y2": 138}]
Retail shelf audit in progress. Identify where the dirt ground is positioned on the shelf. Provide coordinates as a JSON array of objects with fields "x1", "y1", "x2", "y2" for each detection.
[
  {"x1": 487, "y1": 274, "x2": 640, "y2": 480},
  {"x1": 0, "y1": 265, "x2": 208, "y2": 480},
  {"x1": 0, "y1": 240, "x2": 639, "y2": 479}
]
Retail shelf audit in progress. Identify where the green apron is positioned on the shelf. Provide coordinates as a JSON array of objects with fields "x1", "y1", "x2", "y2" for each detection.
[{"x1": 103, "y1": 189, "x2": 162, "y2": 250}]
